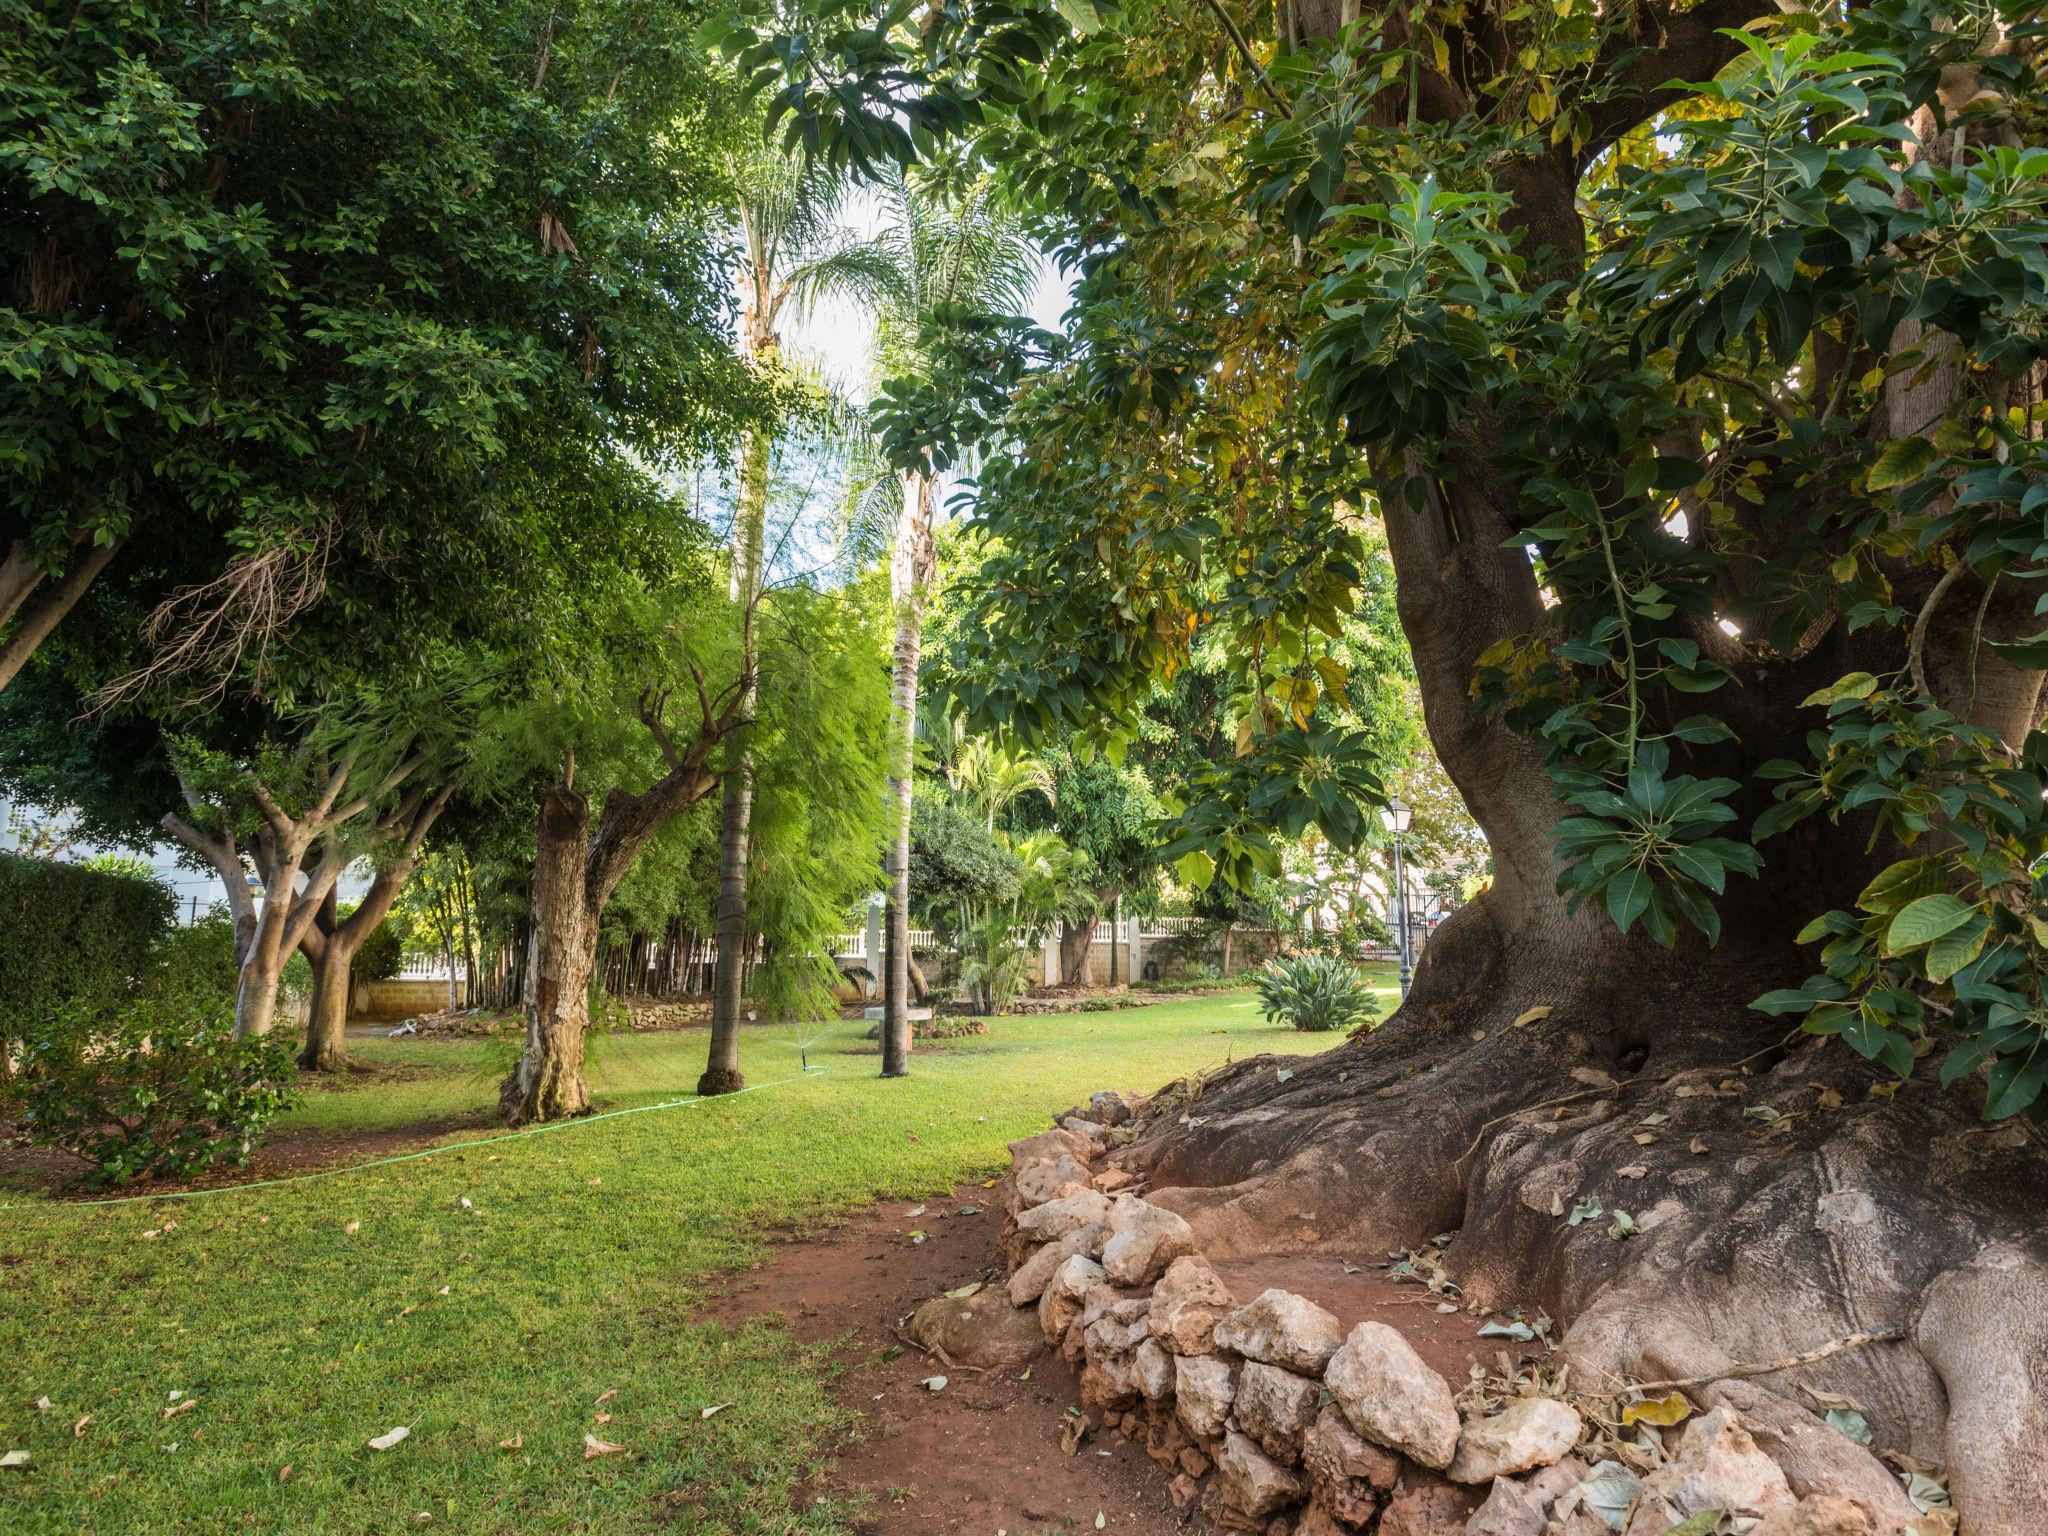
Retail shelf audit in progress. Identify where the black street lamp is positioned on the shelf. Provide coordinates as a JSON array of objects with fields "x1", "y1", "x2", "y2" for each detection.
[{"x1": 1384, "y1": 797, "x2": 1414, "y2": 1002}]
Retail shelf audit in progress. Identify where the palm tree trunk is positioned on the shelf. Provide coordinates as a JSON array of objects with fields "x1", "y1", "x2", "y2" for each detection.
[
  {"x1": 881, "y1": 470, "x2": 934, "y2": 1078},
  {"x1": 702, "y1": 421, "x2": 770, "y2": 1096}
]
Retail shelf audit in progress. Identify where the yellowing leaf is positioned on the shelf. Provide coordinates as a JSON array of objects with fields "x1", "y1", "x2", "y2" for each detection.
[
  {"x1": 1622, "y1": 1392, "x2": 1693, "y2": 1427},
  {"x1": 1513, "y1": 1006, "x2": 1552, "y2": 1027}
]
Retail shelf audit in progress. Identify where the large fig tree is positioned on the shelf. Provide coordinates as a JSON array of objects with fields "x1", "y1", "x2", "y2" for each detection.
[{"x1": 726, "y1": 0, "x2": 2048, "y2": 1521}]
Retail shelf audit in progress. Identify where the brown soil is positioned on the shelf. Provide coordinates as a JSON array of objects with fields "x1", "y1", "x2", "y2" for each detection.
[
  {"x1": 693, "y1": 1187, "x2": 1544, "y2": 1534},
  {"x1": 0, "y1": 1098, "x2": 494, "y2": 1199}
]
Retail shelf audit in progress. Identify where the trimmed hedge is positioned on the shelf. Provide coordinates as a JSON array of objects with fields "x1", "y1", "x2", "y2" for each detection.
[{"x1": 0, "y1": 851, "x2": 177, "y2": 1029}]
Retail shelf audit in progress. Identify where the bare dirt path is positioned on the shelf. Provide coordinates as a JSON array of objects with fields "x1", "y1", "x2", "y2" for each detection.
[
  {"x1": 693, "y1": 1187, "x2": 1538, "y2": 1535},
  {"x1": 696, "y1": 1184, "x2": 1194, "y2": 1535}
]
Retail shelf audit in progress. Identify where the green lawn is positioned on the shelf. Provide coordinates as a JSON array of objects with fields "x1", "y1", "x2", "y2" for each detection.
[{"x1": 0, "y1": 988, "x2": 1372, "y2": 1536}]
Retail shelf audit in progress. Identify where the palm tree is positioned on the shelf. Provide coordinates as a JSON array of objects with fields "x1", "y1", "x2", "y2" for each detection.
[
  {"x1": 858, "y1": 170, "x2": 1038, "y2": 1078},
  {"x1": 698, "y1": 144, "x2": 902, "y2": 1097}
]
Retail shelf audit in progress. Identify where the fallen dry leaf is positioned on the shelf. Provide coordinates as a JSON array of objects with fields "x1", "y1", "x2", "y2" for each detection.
[
  {"x1": 162, "y1": 1398, "x2": 198, "y2": 1422},
  {"x1": 1616, "y1": 1165, "x2": 1647, "y2": 1179},
  {"x1": 344, "y1": 1220, "x2": 360, "y2": 1236},
  {"x1": 700, "y1": 1403, "x2": 732, "y2": 1420},
  {"x1": 34, "y1": 1397, "x2": 52, "y2": 1412},
  {"x1": 367, "y1": 1426, "x2": 410, "y2": 1452},
  {"x1": 1633, "y1": 1132, "x2": 1658, "y2": 1145},
  {"x1": 594, "y1": 1389, "x2": 617, "y2": 1406},
  {"x1": 583, "y1": 1433, "x2": 627, "y2": 1459},
  {"x1": 1690, "y1": 1136, "x2": 1710, "y2": 1155},
  {"x1": 1513, "y1": 1006, "x2": 1553, "y2": 1027},
  {"x1": 278, "y1": 1463, "x2": 293, "y2": 1482},
  {"x1": 72, "y1": 1415, "x2": 92, "y2": 1438},
  {"x1": 2, "y1": 1450, "x2": 29, "y2": 1470},
  {"x1": 499, "y1": 1432, "x2": 523, "y2": 1449},
  {"x1": 593, "y1": 1412, "x2": 611, "y2": 1426}
]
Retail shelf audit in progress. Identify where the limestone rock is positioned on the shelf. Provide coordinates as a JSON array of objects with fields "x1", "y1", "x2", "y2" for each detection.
[
  {"x1": 1214, "y1": 1288, "x2": 1346, "y2": 1374},
  {"x1": 1015, "y1": 1189, "x2": 1111, "y2": 1243},
  {"x1": 1305, "y1": 1404, "x2": 1404, "y2": 1492},
  {"x1": 1752, "y1": 1495, "x2": 1874, "y2": 1536},
  {"x1": 1447, "y1": 1398, "x2": 1583, "y2": 1484},
  {"x1": 1378, "y1": 1466, "x2": 1483, "y2": 1536},
  {"x1": 1038, "y1": 1253, "x2": 1107, "y2": 1344},
  {"x1": 907, "y1": 1287, "x2": 1045, "y2": 1370},
  {"x1": 1209, "y1": 1430, "x2": 1311, "y2": 1525},
  {"x1": 1009, "y1": 1126, "x2": 1094, "y2": 1166},
  {"x1": 1237, "y1": 1361, "x2": 1322, "y2": 1465},
  {"x1": 1170, "y1": 1472, "x2": 1203, "y2": 1511},
  {"x1": 1095, "y1": 1167, "x2": 1138, "y2": 1193},
  {"x1": 1080, "y1": 1354, "x2": 1141, "y2": 1409},
  {"x1": 1622, "y1": 1408, "x2": 1796, "y2": 1535},
  {"x1": 1135, "y1": 1338, "x2": 1175, "y2": 1400},
  {"x1": 1060, "y1": 1115, "x2": 1115, "y2": 1147},
  {"x1": 1324, "y1": 1321, "x2": 1461, "y2": 1471},
  {"x1": 1175, "y1": 1351, "x2": 1238, "y2": 1439},
  {"x1": 1304, "y1": 1404, "x2": 1396, "y2": 1526},
  {"x1": 1466, "y1": 1478, "x2": 1544, "y2": 1536},
  {"x1": 1016, "y1": 1152, "x2": 1096, "y2": 1208},
  {"x1": 1007, "y1": 1222, "x2": 1107, "y2": 1305},
  {"x1": 1150, "y1": 1255, "x2": 1237, "y2": 1354},
  {"x1": 1101, "y1": 1193, "x2": 1197, "y2": 1286}
]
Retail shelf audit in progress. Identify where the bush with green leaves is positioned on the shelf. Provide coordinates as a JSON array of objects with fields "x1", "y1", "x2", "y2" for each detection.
[
  {"x1": 1255, "y1": 954, "x2": 1380, "y2": 1034},
  {"x1": 19, "y1": 1000, "x2": 300, "y2": 1186}
]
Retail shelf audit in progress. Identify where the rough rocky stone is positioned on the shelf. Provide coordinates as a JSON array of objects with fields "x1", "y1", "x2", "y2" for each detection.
[
  {"x1": 1080, "y1": 1354, "x2": 1141, "y2": 1409},
  {"x1": 1209, "y1": 1430, "x2": 1311, "y2": 1525},
  {"x1": 1016, "y1": 1151, "x2": 1096, "y2": 1208},
  {"x1": 1324, "y1": 1321, "x2": 1462, "y2": 1471},
  {"x1": 1088, "y1": 1089, "x2": 1136, "y2": 1126},
  {"x1": 1170, "y1": 1473, "x2": 1202, "y2": 1511},
  {"x1": 1007, "y1": 1221, "x2": 1107, "y2": 1305},
  {"x1": 1752, "y1": 1495, "x2": 1874, "y2": 1536},
  {"x1": 1038, "y1": 1253, "x2": 1107, "y2": 1344},
  {"x1": 1135, "y1": 1338, "x2": 1175, "y2": 1400},
  {"x1": 1295, "y1": 1503, "x2": 1351, "y2": 1536},
  {"x1": 1149, "y1": 1255, "x2": 1237, "y2": 1354},
  {"x1": 1214, "y1": 1288, "x2": 1346, "y2": 1374},
  {"x1": 1175, "y1": 1351, "x2": 1238, "y2": 1439},
  {"x1": 1095, "y1": 1167, "x2": 1138, "y2": 1192},
  {"x1": 1009, "y1": 1126, "x2": 1094, "y2": 1166},
  {"x1": 1100, "y1": 1193, "x2": 1197, "y2": 1286},
  {"x1": 1377, "y1": 1466, "x2": 1483, "y2": 1536},
  {"x1": 906, "y1": 1287, "x2": 1046, "y2": 1370},
  {"x1": 1181, "y1": 1445, "x2": 1212, "y2": 1477},
  {"x1": 1466, "y1": 1478, "x2": 1544, "y2": 1536},
  {"x1": 1060, "y1": 1115, "x2": 1115, "y2": 1147},
  {"x1": 1237, "y1": 1361, "x2": 1323, "y2": 1465},
  {"x1": 1305, "y1": 1405, "x2": 1404, "y2": 1493},
  {"x1": 1014, "y1": 1188, "x2": 1111, "y2": 1243},
  {"x1": 1622, "y1": 1408, "x2": 1797, "y2": 1535},
  {"x1": 1302, "y1": 1405, "x2": 1394, "y2": 1526},
  {"x1": 1447, "y1": 1397, "x2": 1583, "y2": 1484}
]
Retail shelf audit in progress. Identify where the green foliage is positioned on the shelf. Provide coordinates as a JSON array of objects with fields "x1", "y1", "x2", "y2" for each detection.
[
  {"x1": 355, "y1": 918, "x2": 406, "y2": 985},
  {"x1": 0, "y1": 851, "x2": 174, "y2": 1030},
  {"x1": 909, "y1": 790, "x2": 1021, "y2": 925},
  {"x1": 141, "y1": 911, "x2": 242, "y2": 1015},
  {"x1": 19, "y1": 998, "x2": 300, "y2": 1186},
  {"x1": 723, "y1": 0, "x2": 2048, "y2": 1118},
  {"x1": 1255, "y1": 953, "x2": 1380, "y2": 1033}
]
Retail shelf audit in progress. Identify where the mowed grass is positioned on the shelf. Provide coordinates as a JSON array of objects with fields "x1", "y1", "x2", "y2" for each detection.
[{"x1": 0, "y1": 986, "x2": 1377, "y2": 1536}]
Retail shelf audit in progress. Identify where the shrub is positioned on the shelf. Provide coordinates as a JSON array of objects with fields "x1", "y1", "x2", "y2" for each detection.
[
  {"x1": 0, "y1": 850, "x2": 175, "y2": 1022},
  {"x1": 19, "y1": 999, "x2": 301, "y2": 1186},
  {"x1": 1255, "y1": 953, "x2": 1380, "y2": 1034},
  {"x1": 141, "y1": 911, "x2": 242, "y2": 1013},
  {"x1": 355, "y1": 918, "x2": 405, "y2": 983}
]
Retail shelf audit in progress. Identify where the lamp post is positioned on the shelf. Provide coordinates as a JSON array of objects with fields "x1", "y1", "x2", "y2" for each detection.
[{"x1": 1384, "y1": 797, "x2": 1414, "y2": 1002}]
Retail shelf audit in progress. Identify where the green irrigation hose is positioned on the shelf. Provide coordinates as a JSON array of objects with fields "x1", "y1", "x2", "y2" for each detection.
[{"x1": 45, "y1": 1065, "x2": 830, "y2": 1210}]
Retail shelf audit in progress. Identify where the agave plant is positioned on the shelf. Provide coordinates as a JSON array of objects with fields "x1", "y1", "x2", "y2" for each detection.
[{"x1": 1255, "y1": 954, "x2": 1381, "y2": 1034}]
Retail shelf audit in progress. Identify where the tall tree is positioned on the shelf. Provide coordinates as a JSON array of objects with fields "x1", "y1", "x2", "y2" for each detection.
[
  {"x1": 736, "y1": 1, "x2": 2048, "y2": 1520},
  {"x1": 701, "y1": 145, "x2": 897, "y2": 1096},
  {"x1": 862, "y1": 170, "x2": 1037, "y2": 1076}
]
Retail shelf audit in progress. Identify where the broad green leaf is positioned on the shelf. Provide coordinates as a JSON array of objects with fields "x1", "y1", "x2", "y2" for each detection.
[
  {"x1": 1884, "y1": 894, "x2": 1975, "y2": 954},
  {"x1": 1856, "y1": 857, "x2": 1947, "y2": 915},
  {"x1": 1867, "y1": 436, "x2": 1937, "y2": 490}
]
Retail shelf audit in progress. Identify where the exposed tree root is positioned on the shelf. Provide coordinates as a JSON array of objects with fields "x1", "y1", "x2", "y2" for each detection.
[{"x1": 1118, "y1": 967, "x2": 2048, "y2": 1534}]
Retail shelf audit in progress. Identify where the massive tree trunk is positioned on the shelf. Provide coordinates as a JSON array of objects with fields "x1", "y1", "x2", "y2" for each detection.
[
  {"x1": 502, "y1": 782, "x2": 600, "y2": 1124},
  {"x1": 1096, "y1": 12, "x2": 2048, "y2": 1530},
  {"x1": 703, "y1": 420, "x2": 771, "y2": 1097},
  {"x1": 502, "y1": 689, "x2": 734, "y2": 1125},
  {"x1": 881, "y1": 470, "x2": 935, "y2": 1078}
]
